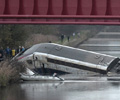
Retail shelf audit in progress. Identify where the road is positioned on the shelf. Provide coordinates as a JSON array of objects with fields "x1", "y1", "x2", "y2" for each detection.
[{"x1": 78, "y1": 32, "x2": 120, "y2": 57}]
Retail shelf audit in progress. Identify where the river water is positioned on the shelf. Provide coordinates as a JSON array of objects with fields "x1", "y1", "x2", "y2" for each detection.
[
  {"x1": 1, "y1": 80, "x2": 120, "y2": 100},
  {"x1": 1, "y1": 32, "x2": 120, "y2": 100}
]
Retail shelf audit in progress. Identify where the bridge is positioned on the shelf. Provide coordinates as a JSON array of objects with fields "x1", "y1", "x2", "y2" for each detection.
[{"x1": 1, "y1": 0, "x2": 120, "y2": 24}]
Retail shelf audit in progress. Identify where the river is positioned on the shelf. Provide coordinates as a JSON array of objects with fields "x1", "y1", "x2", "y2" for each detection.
[{"x1": 1, "y1": 79, "x2": 120, "y2": 100}]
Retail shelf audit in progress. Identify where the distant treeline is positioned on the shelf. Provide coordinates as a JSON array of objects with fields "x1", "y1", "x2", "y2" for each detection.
[{"x1": 0, "y1": 25, "x2": 120, "y2": 48}]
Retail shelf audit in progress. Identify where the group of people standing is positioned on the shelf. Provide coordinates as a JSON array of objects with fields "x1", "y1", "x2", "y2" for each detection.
[
  {"x1": 0, "y1": 46, "x2": 25, "y2": 62},
  {"x1": 61, "y1": 34, "x2": 70, "y2": 43}
]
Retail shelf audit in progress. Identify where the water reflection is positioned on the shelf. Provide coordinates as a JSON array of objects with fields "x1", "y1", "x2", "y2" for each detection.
[
  {"x1": 110, "y1": 82, "x2": 120, "y2": 87},
  {"x1": 0, "y1": 82, "x2": 64, "y2": 100},
  {"x1": 0, "y1": 84, "x2": 27, "y2": 100},
  {"x1": 1, "y1": 80, "x2": 120, "y2": 100},
  {"x1": 20, "y1": 81, "x2": 64, "y2": 100}
]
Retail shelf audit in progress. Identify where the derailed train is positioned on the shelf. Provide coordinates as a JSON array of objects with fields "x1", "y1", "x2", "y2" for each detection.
[{"x1": 14, "y1": 43, "x2": 120, "y2": 75}]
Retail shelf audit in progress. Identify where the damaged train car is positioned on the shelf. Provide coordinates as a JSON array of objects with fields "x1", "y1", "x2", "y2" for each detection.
[{"x1": 13, "y1": 43, "x2": 120, "y2": 75}]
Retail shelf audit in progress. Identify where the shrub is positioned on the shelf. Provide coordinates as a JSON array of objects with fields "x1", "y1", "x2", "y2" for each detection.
[{"x1": 0, "y1": 61, "x2": 25, "y2": 87}]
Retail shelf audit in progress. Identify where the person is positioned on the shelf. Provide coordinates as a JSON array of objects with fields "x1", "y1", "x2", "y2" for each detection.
[
  {"x1": 21, "y1": 46, "x2": 25, "y2": 52},
  {"x1": 67, "y1": 36, "x2": 70, "y2": 42},
  {"x1": 61, "y1": 34, "x2": 64, "y2": 43},
  {"x1": 0, "y1": 47, "x2": 4, "y2": 62},
  {"x1": 53, "y1": 73, "x2": 58, "y2": 77},
  {"x1": 53, "y1": 73, "x2": 64, "y2": 81},
  {"x1": 17, "y1": 46, "x2": 22, "y2": 54},
  {"x1": 11, "y1": 48, "x2": 16, "y2": 57},
  {"x1": 5, "y1": 46, "x2": 11, "y2": 59},
  {"x1": 73, "y1": 33, "x2": 75, "y2": 36}
]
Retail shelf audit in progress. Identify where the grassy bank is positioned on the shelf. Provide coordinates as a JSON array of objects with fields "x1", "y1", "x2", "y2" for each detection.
[{"x1": 56, "y1": 32, "x2": 90, "y2": 48}]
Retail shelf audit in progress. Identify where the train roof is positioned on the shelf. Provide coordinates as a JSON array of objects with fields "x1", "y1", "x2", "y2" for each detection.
[{"x1": 23, "y1": 43, "x2": 118, "y2": 65}]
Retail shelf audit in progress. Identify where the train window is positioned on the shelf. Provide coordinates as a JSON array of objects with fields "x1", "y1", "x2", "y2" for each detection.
[
  {"x1": 66, "y1": 62, "x2": 73, "y2": 67},
  {"x1": 47, "y1": 58, "x2": 66, "y2": 65},
  {"x1": 26, "y1": 60, "x2": 32, "y2": 65}
]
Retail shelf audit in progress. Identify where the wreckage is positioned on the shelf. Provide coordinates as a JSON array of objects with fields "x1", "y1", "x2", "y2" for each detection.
[{"x1": 13, "y1": 43, "x2": 120, "y2": 77}]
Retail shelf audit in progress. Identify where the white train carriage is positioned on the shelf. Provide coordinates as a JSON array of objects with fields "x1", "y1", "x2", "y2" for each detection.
[{"x1": 15, "y1": 43, "x2": 120, "y2": 74}]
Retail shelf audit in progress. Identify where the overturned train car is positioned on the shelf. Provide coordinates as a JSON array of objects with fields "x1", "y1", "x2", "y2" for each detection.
[{"x1": 15, "y1": 43, "x2": 120, "y2": 74}]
